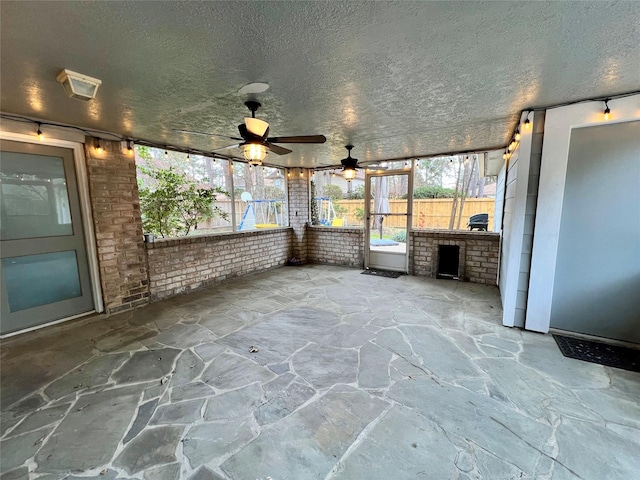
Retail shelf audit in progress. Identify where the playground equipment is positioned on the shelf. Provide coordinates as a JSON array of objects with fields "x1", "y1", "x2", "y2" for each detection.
[
  {"x1": 314, "y1": 197, "x2": 337, "y2": 226},
  {"x1": 239, "y1": 192, "x2": 285, "y2": 230}
]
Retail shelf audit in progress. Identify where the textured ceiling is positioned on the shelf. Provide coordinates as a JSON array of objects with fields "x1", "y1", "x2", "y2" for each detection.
[{"x1": 1, "y1": 1, "x2": 639, "y2": 168}]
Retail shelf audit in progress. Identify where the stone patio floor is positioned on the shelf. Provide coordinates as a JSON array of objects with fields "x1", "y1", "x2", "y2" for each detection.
[{"x1": 1, "y1": 265, "x2": 639, "y2": 480}]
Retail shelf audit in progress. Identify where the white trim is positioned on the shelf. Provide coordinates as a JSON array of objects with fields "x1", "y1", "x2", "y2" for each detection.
[
  {"x1": 501, "y1": 112, "x2": 534, "y2": 327},
  {"x1": 0, "y1": 130, "x2": 104, "y2": 315},
  {"x1": 0, "y1": 310, "x2": 96, "y2": 339},
  {"x1": 526, "y1": 95, "x2": 640, "y2": 333}
]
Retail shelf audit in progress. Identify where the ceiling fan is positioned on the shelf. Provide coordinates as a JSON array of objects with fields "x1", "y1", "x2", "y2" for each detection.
[
  {"x1": 340, "y1": 144, "x2": 359, "y2": 180},
  {"x1": 174, "y1": 101, "x2": 326, "y2": 165}
]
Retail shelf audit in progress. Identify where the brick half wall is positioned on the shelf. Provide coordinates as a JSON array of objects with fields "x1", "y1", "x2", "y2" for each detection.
[
  {"x1": 306, "y1": 227, "x2": 499, "y2": 284},
  {"x1": 307, "y1": 226, "x2": 364, "y2": 268},
  {"x1": 410, "y1": 230, "x2": 499, "y2": 285},
  {"x1": 146, "y1": 228, "x2": 293, "y2": 300}
]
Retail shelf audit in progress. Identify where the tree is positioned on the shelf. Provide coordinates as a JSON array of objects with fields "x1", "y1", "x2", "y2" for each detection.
[
  {"x1": 138, "y1": 165, "x2": 229, "y2": 237},
  {"x1": 322, "y1": 184, "x2": 344, "y2": 201},
  {"x1": 346, "y1": 184, "x2": 365, "y2": 200}
]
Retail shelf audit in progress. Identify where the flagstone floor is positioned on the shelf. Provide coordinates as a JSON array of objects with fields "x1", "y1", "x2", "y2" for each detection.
[{"x1": 1, "y1": 265, "x2": 639, "y2": 480}]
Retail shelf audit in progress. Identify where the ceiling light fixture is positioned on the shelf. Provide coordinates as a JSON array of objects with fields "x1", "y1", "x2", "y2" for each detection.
[
  {"x1": 56, "y1": 69, "x2": 102, "y2": 101},
  {"x1": 36, "y1": 123, "x2": 43, "y2": 141},
  {"x1": 243, "y1": 142, "x2": 268, "y2": 166},
  {"x1": 603, "y1": 99, "x2": 611, "y2": 120},
  {"x1": 340, "y1": 145, "x2": 358, "y2": 181}
]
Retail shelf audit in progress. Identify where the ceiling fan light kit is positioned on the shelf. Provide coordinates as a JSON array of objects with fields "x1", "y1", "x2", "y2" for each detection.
[{"x1": 243, "y1": 143, "x2": 268, "y2": 165}]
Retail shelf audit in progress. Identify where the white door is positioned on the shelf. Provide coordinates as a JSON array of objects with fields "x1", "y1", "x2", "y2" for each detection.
[
  {"x1": 364, "y1": 170, "x2": 413, "y2": 272},
  {"x1": 0, "y1": 140, "x2": 95, "y2": 335}
]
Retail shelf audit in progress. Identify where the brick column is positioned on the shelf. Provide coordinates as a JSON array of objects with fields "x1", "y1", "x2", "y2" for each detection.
[
  {"x1": 287, "y1": 168, "x2": 310, "y2": 262},
  {"x1": 85, "y1": 138, "x2": 150, "y2": 313}
]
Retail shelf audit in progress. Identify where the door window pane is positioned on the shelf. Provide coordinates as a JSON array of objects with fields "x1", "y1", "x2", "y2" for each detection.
[
  {"x1": 0, "y1": 151, "x2": 72, "y2": 240},
  {"x1": 2, "y1": 251, "x2": 82, "y2": 312}
]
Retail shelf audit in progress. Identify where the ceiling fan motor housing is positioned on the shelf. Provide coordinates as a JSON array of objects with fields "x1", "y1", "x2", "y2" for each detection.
[{"x1": 341, "y1": 144, "x2": 358, "y2": 169}]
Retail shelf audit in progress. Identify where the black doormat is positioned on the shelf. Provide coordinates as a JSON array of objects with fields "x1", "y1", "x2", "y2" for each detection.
[
  {"x1": 553, "y1": 334, "x2": 640, "y2": 372},
  {"x1": 361, "y1": 269, "x2": 403, "y2": 278}
]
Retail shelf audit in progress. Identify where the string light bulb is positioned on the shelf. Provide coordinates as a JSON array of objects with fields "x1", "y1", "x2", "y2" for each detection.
[
  {"x1": 126, "y1": 140, "x2": 133, "y2": 155},
  {"x1": 186, "y1": 152, "x2": 190, "y2": 161},
  {"x1": 603, "y1": 99, "x2": 611, "y2": 120},
  {"x1": 164, "y1": 148, "x2": 168, "y2": 158},
  {"x1": 94, "y1": 138, "x2": 102, "y2": 153},
  {"x1": 524, "y1": 112, "x2": 531, "y2": 130},
  {"x1": 515, "y1": 129, "x2": 521, "y2": 141},
  {"x1": 36, "y1": 123, "x2": 44, "y2": 141},
  {"x1": 299, "y1": 169, "x2": 304, "y2": 178}
]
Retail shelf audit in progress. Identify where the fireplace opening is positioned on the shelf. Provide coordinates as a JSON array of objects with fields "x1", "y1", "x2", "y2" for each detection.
[{"x1": 437, "y1": 245, "x2": 460, "y2": 279}]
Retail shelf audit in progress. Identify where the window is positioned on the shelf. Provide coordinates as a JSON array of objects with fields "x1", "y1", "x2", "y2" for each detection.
[
  {"x1": 135, "y1": 146, "x2": 288, "y2": 238},
  {"x1": 311, "y1": 169, "x2": 365, "y2": 227},
  {"x1": 412, "y1": 155, "x2": 495, "y2": 230},
  {"x1": 233, "y1": 162, "x2": 287, "y2": 230}
]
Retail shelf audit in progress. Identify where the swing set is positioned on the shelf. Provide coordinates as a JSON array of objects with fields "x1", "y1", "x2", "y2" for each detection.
[
  {"x1": 314, "y1": 197, "x2": 344, "y2": 226},
  {"x1": 238, "y1": 192, "x2": 285, "y2": 230}
]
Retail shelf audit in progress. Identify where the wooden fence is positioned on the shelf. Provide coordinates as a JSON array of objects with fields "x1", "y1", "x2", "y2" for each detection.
[{"x1": 333, "y1": 198, "x2": 495, "y2": 230}]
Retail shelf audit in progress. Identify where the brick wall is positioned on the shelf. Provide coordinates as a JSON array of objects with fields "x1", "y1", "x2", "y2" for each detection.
[
  {"x1": 307, "y1": 226, "x2": 364, "y2": 267},
  {"x1": 410, "y1": 230, "x2": 499, "y2": 284},
  {"x1": 306, "y1": 227, "x2": 498, "y2": 283},
  {"x1": 146, "y1": 228, "x2": 292, "y2": 300},
  {"x1": 85, "y1": 138, "x2": 150, "y2": 313},
  {"x1": 287, "y1": 170, "x2": 309, "y2": 262}
]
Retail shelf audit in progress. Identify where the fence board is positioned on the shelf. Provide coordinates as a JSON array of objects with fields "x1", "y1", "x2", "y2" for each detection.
[{"x1": 335, "y1": 198, "x2": 495, "y2": 230}]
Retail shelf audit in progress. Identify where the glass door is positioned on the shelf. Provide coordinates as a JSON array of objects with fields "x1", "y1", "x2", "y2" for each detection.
[
  {"x1": 364, "y1": 170, "x2": 413, "y2": 272},
  {"x1": 0, "y1": 140, "x2": 94, "y2": 334}
]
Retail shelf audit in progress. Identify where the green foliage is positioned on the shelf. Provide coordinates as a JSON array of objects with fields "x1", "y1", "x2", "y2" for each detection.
[
  {"x1": 310, "y1": 181, "x2": 320, "y2": 225},
  {"x1": 137, "y1": 165, "x2": 229, "y2": 238},
  {"x1": 392, "y1": 230, "x2": 407, "y2": 242},
  {"x1": 354, "y1": 207, "x2": 365, "y2": 221},
  {"x1": 322, "y1": 184, "x2": 344, "y2": 201},
  {"x1": 264, "y1": 185, "x2": 286, "y2": 200},
  {"x1": 411, "y1": 186, "x2": 457, "y2": 199},
  {"x1": 346, "y1": 184, "x2": 365, "y2": 200},
  {"x1": 334, "y1": 204, "x2": 348, "y2": 216}
]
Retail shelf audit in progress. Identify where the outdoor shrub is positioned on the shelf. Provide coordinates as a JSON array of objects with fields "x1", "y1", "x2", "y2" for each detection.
[
  {"x1": 392, "y1": 230, "x2": 407, "y2": 242},
  {"x1": 409, "y1": 186, "x2": 457, "y2": 199},
  {"x1": 138, "y1": 165, "x2": 229, "y2": 237}
]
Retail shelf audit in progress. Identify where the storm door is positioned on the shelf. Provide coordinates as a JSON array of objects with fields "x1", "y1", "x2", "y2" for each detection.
[{"x1": 364, "y1": 170, "x2": 413, "y2": 272}]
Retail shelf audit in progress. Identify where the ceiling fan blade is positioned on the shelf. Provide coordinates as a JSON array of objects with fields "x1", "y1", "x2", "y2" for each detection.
[
  {"x1": 265, "y1": 142, "x2": 293, "y2": 155},
  {"x1": 266, "y1": 135, "x2": 326, "y2": 144},
  {"x1": 212, "y1": 143, "x2": 241, "y2": 152},
  {"x1": 172, "y1": 129, "x2": 243, "y2": 141},
  {"x1": 245, "y1": 117, "x2": 270, "y2": 137}
]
